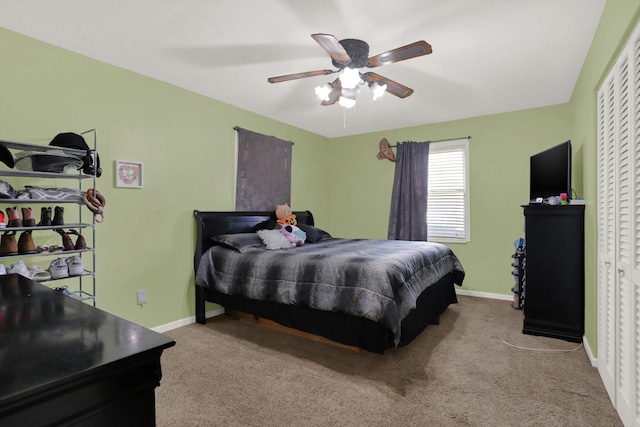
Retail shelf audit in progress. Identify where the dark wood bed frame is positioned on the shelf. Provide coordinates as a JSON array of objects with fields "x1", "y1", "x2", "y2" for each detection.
[{"x1": 193, "y1": 210, "x2": 458, "y2": 353}]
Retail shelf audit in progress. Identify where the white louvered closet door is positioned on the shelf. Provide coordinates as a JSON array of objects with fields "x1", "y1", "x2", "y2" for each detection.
[
  {"x1": 597, "y1": 22, "x2": 640, "y2": 427},
  {"x1": 598, "y1": 67, "x2": 618, "y2": 409}
]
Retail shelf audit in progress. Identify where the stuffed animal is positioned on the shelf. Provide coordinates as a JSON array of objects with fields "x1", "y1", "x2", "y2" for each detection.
[
  {"x1": 279, "y1": 224, "x2": 304, "y2": 247},
  {"x1": 275, "y1": 203, "x2": 297, "y2": 226}
]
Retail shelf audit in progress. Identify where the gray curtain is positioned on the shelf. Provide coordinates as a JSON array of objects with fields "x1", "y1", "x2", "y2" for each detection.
[
  {"x1": 235, "y1": 128, "x2": 293, "y2": 211},
  {"x1": 387, "y1": 141, "x2": 430, "y2": 241}
]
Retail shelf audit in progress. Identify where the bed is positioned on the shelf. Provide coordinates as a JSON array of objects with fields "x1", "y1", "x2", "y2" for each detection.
[{"x1": 193, "y1": 210, "x2": 465, "y2": 353}]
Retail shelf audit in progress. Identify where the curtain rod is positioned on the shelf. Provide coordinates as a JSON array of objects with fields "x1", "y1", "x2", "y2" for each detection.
[
  {"x1": 233, "y1": 126, "x2": 295, "y2": 145},
  {"x1": 389, "y1": 135, "x2": 471, "y2": 148}
]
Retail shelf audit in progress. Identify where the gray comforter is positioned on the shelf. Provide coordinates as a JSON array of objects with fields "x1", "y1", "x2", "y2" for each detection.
[{"x1": 195, "y1": 238, "x2": 465, "y2": 345}]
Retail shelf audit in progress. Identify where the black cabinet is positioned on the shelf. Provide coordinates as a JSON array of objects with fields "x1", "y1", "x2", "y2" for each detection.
[
  {"x1": 0, "y1": 276, "x2": 176, "y2": 426},
  {"x1": 522, "y1": 205, "x2": 585, "y2": 342}
]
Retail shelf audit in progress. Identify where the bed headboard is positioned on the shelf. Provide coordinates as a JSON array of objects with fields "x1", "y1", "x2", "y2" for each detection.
[{"x1": 193, "y1": 210, "x2": 314, "y2": 270}]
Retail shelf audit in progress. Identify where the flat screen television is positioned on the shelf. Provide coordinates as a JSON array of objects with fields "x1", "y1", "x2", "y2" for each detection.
[{"x1": 529, "y1": 140, "x2": 572, "y2": 202}]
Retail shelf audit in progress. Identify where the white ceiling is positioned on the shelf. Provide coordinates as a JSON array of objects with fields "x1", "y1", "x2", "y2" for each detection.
[{"x1": 0, "y1": 0, "x2": 606, "y2": 138}]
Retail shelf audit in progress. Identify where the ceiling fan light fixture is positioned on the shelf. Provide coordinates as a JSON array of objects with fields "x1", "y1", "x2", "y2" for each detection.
[
  {"x1": 315, "y1": 84, "x2": 332, "y2": 101},
  {"x1": 338, "y1": 87, "x2": 359, "y2": 109},
  {"x1": 339, "y1": 67, "x2": 361, "y2": 89},
  {"x1": 370, "y1": 81, "x2": 387, "y2": 100},
  {"x1": 338, "y1": 96, "x2": 357, "y2": 109}
]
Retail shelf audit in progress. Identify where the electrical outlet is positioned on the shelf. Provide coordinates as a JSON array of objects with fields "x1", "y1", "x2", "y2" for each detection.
[{"x1": 137, "y1": 290, "x2": 147, "y2": 305}]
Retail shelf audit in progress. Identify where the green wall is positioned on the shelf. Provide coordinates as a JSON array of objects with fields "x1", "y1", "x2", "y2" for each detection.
[
  {"x1": 0, "y1": 0, "x2": 638, "y2": 358},
  {"x1": 327, "y1": 105, "x2": 572, "y2": 296},
  {"x1": 569, "y1": 0, "x2": 640, "y2": 354},
  {"x1": 0, "y1": 27, "x2": 330, "y2": 327}
]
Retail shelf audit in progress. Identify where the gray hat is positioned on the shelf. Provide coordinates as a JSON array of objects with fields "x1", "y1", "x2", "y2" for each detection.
[{"x1": 14, "y1": 149, "x2": 83, "y2": 173}]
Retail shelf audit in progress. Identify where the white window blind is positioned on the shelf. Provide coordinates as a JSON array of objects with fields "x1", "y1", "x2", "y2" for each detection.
[{"x1": 427, "y1": 139, "x2": 470, "y2": 242}]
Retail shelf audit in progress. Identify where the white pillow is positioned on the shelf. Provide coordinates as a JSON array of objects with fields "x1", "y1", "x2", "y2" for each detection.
[{"x1": 257, "y1": 229, "x2": 291, "y2": 250}]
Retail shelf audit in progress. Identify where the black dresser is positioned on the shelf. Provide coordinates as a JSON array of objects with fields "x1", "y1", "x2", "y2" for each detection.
[
  {"x1": 0, "y1": 275, "x2": 175, "y2": 426},
  {"x1": 522, "y1": 205, "x2": 585, "y2": 342}
]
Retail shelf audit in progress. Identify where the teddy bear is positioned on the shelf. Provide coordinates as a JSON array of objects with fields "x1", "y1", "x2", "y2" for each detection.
[{"x1": 275, "y1": 203, "x2": 297, "y2": 226}]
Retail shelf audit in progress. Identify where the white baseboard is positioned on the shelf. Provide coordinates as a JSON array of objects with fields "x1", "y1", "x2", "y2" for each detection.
[
  {"x1": 152, "y1": 307, "x2": 225, "y2": 333},
  {"x1": 583, "y1": 335, "x2": 596, "y2": 367},
  {"x1": 456, "y1": 289, "x2": 513, "y2": 301}
]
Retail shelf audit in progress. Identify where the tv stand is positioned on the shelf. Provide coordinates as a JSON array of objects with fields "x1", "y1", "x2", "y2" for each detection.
[{"x1": 521, "y1": 205, "x2": 585, "y2": 342}]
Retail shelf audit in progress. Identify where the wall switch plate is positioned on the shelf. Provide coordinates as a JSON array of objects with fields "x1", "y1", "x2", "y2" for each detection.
[{"x1": 137, "y1": 290, "x2": 147, "y2": 305}]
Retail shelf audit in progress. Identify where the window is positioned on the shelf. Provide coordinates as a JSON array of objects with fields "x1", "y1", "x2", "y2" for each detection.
[{"x1": 427, "y1": 139, "x2": 470, "y2": 243}]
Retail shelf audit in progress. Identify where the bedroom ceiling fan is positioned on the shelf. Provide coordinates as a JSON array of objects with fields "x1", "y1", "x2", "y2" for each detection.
[{"x1": 267, "y1": 33, "x2": 432, "y2": 108}]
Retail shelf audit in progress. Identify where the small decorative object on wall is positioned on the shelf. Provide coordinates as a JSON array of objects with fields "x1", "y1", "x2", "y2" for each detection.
[
  {"x1": 377, "y1": 138, "x2": 396, "y2": 162},
  {"x1": 115, "y1": 160, "x2": 143, "y2": 188}
]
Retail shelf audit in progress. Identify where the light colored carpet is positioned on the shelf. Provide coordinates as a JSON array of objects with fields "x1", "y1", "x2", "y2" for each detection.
[{"x1": 155, "y1": 295, "x2": 621, "y2": 426}]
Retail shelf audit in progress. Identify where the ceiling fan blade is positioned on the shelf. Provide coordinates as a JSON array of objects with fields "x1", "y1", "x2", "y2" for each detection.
[
  {"x1": 321, "y1": 79, "x2": 341, "y2": 106},
  {"x1": 311, "y1": 33, "x2": 352, "y2": 63},
  {"x1": 268, "y1": 69, "x2": 337, "y2": 83},
  {"x1": 366, "y1": 40, "x2": 432, "y2": 68},
  {"x1": 362, "y1": 72, "x2": 414, "y2": 98}
]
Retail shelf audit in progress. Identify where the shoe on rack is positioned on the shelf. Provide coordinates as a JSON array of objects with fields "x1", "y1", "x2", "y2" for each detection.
[
  {"x1": 18, "y1": 232, "x2": 35, "y2": 254},
  {"x1": 53, "y1": 285, "x2": 83, "y2": 301},
  {"x1": 56, "y1": 229, "x2": 74, "y2": 251},
  {"x1": 66, "y1": 256, "x2": 84, "y2": 276},
  {"x1": 28, "y1": 265, "x2": 51, "y2": 281},
  {"x1": 47, "y1": 258, "x2": 69, "y2": 280},
  {"x1": 0, "y1": 212, "x2": 5, "y2": 229},
  {"x1": 0, "y1": 264, "x2": 6, "y2": 275},
  {"x1": 52, "y1": 206, "x2": 64, "y2": 226},
  {"x1": 6, "y1": 207, "x2": 22, "y2": 228},
  {"x1": 38, "y1": 207, "x2": 52, "y2": 227},
  {"x1": 8, "y1": 260, "x2": 31, "y2": 279},
  {"x1": 21, "y1": 207, "x2": 36, "y2": 228},
  {"x1": 67, "y1": 230, "x2": 87, "y2": 250},
  {"x1": 0, "y1": 232, "x2": 18, "y2": 256}
]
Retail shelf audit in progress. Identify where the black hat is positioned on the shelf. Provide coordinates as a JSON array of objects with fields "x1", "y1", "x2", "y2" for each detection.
[
  {"x1": 0, "y1": 143, "x2": 14, "y2": 168},
  {"x1": 49, "y1": 132, "x2": 102, "y2": 177}
]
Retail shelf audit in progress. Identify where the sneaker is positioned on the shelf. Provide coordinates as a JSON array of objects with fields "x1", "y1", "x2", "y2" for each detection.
[
  {"x1": 28, "y1": 265, "x2": 51, "y2": 281},
  {"x1": 48, "y1": 258, "x2": 69, "y2": 280},
  {"x1": 66, "y1": 256, "x2": 84, "y2": 276},
  {"x1": 53, "y1": 285, "x2": 83, "y2": 301},
  {"x1": 0, "y1": 212, "x2": 5, "y2": 229},
  {"x1": 0, "y1": 264, "x2": 6, "y2": 275},
  {"x1": 8, "y1": 260, "x2": 31, "y2": 279}
]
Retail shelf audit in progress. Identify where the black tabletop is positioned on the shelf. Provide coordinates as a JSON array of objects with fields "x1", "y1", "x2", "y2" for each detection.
[{"x1": 0, "y1": 274, "x2": 175, "y2": 405}]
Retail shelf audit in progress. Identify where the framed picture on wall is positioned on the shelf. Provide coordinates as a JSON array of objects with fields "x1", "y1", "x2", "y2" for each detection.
[{"x1": 115, "y1": 160, "x2": 143, "y2": 188}]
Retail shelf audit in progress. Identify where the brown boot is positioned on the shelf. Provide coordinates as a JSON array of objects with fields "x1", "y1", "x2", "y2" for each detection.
[
  {"x1": 6, "y1": 207, "x2": 22, "y2": 228},
  {"x1": 0, "y1": 232, "x2": 18, "y2": 256},
  {"x1": 68, "y1": 230, "x2": 87, "y2": 250},
  {"x1": 18, "y1": 232, "x2": 35, "y2": 254},
  {"x1": 21, "y1": 207, "x2": 36, "y2": 228},
  {"x1": 57, "y1": 229, "x2": 74, "y2": 251}
]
